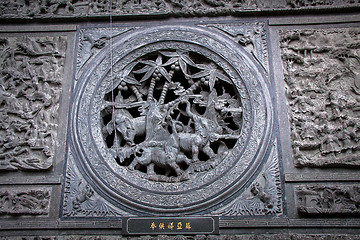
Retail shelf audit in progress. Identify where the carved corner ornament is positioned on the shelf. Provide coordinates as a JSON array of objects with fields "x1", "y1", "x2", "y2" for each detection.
[
  {"x1": 296, "y1": 184, "x2": 360, "y2": 216},
  {"x1": 214, "y1": 141, "x2": 283, "y2": 216},
  {"x1": 280, "y1": 29, "x2": 360, "y2": 168},
  {"x1": 0, "y1": 36, "x2": 67, "y2": 172},
  {"x1": 62, "y1": 22, "x2": 282, "y2": 217}
]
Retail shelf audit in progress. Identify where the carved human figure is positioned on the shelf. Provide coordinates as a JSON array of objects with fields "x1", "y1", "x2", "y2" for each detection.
[
  {"x1": 320, "y1": 129, "x2": 342, "y2": 156},
  {"x1": 290, "y1": 90, "x2": 313, "y2": 113},
  {"x1": 326, "y1": 92, "x2": 342, "y2": 119},
  {"x1": 299, "y1": 118, "x2": 318, "y2": 141},
  {"x1": 339, "y1": 122, "x2": 357, "y2": 153}
]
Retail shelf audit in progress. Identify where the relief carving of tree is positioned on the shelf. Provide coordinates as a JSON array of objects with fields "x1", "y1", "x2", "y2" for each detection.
[{"x1": 101, "y1": 50, "x2": 243, "y2": 182}]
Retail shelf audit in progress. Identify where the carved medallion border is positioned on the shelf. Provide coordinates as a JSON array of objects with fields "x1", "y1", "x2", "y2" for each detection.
[{"x1": 62, "y1": 21, "x2": 283, "y2": 218}]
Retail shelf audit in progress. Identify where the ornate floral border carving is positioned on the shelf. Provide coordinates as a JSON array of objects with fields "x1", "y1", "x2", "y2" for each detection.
[{"x1": 214, "y1": 141, "x2": 283, "y2": 216}]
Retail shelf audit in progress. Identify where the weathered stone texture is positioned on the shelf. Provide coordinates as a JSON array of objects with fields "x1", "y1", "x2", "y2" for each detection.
[
  {"x1": 280, "y1": 29, "x2": 360, "y2": 167},
  {"x1": 296, "y1": 184, "x2": 360, "y2": 216},
  {"x1": 4, "y1": 234, "x2": 359, "y2": 240},
  {"x1": 0, "y1": 0, "x2": 359, "y2": 19},
  {"x1": 0, "y1": 187, "x2": 51, "y2": 216},
  {"x1": 0, "y1": 36, "x2": 67, "y2": 171}
]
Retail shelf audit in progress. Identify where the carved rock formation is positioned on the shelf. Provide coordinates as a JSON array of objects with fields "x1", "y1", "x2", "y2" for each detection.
[
  {"x1": 280, "y1": 29, "x2": 360, "y2": 167},
  {"x1": 0, "y1": 36, "x2": 66, "y2": 171}
]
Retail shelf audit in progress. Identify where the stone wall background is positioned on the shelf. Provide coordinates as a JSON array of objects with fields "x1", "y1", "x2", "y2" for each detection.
[{"x1": 0, "y1": 0, "x2": 359, "y2": 238}]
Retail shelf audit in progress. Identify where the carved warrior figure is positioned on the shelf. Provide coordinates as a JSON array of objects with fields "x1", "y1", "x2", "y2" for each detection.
[
  {"x1": 102, "y1": 50, "x2": 242, "y2": 181},
  {"x1": 280, "y1": 29, "x2": 360, "y2": 167}
]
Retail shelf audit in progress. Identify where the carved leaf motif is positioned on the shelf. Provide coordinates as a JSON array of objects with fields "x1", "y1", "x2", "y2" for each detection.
[
  {"x1": 106, "y1": 62, "x2": 139, "y2": 93},
  {"x1": 160, "y1": 50, "x2": 196, "y2": 76},
  {"x1": 136, "y1": 54, "x2": 171, "y2": 82}
]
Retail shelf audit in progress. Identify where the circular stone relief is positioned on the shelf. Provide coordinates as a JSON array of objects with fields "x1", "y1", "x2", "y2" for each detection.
[{"x1": 71, "y1": 25, "x2": 273, "y2": 215}]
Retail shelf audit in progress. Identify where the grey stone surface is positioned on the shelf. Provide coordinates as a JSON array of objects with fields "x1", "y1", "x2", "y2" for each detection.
[
  {"x1": 63, "y1": 22, "x2": 280, "y2": 217},
  {"x1": 280, "y1": 28, "x2": 360, "y2": 168},
  {"x1": 0, "y1": 36, "x2": 67, "y2": 171},
  {"x1": 0, "y1": 1, "x2": 359, "y2": 237},
  {"x1": 0, "y1": 0, "x2": 359, "y2": 19},
  {"x1": 0, "y1": 187, "x2": 51, "y2": 216}
]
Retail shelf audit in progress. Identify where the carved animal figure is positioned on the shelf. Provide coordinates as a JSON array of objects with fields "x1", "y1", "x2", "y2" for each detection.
[
  {"x1": 113, "y1": 115, "x2": 145, "y2": 146},
  {"x1": 171, "y1": 101, "x2": 218, "y2": 162},
  {"x1": 128, "y1": 136, "x2": 187, "y2": 177}
]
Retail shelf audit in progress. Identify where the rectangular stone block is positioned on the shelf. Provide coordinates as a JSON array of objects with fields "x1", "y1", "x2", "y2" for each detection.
[
  {"x1": 280, "y1": 28, "x2": 360, "y2": 168},
  {"x1": 296, "y1": 184, "x2": 360, "y2": 216},
  {"x1": 0, "y1": 36, "x2": 67, "y2": 172}
]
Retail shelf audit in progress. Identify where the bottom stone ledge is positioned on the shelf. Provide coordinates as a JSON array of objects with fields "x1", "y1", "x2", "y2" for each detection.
[{"x1": 1, "y1": 234, "x2": 360, "y2": 240}]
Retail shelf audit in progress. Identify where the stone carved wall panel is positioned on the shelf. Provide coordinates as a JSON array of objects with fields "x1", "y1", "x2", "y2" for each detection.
[
  {"x1": 62, "y1": 152, "x2": 126, "y2": 217},
  {"x1": 62, "y1": 22, "x2": 282, "y2": 218},
  {"x1": 296, "y1": 184, "x2": 360, "y2": 216},
  {"x1": 200, "y1": 22, "x2": 269, "y2": 75},
  {"x1": 0, "y1": 187, "x2": 51, "y2": 216},
  {"x1": 0, "y1": 36, "x2": 67, "y2": 171},
  {"x1": 280, "y1": 29, "x2": 360, "y2": 167},
  {"x1": 214, "y1": 141, "x2": 283, "y2": 216},
  {"x1": 0, "y1": 0, "x2": 358, "y2": 19}
]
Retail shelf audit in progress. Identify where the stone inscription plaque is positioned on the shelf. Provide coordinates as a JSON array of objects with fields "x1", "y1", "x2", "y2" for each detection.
[
  {"x1": 122, "y1": 217, "x2": 219, "y2": 235},
  {"x1": 62, "y1": 22, "x2": 282, "y2": 218}
]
